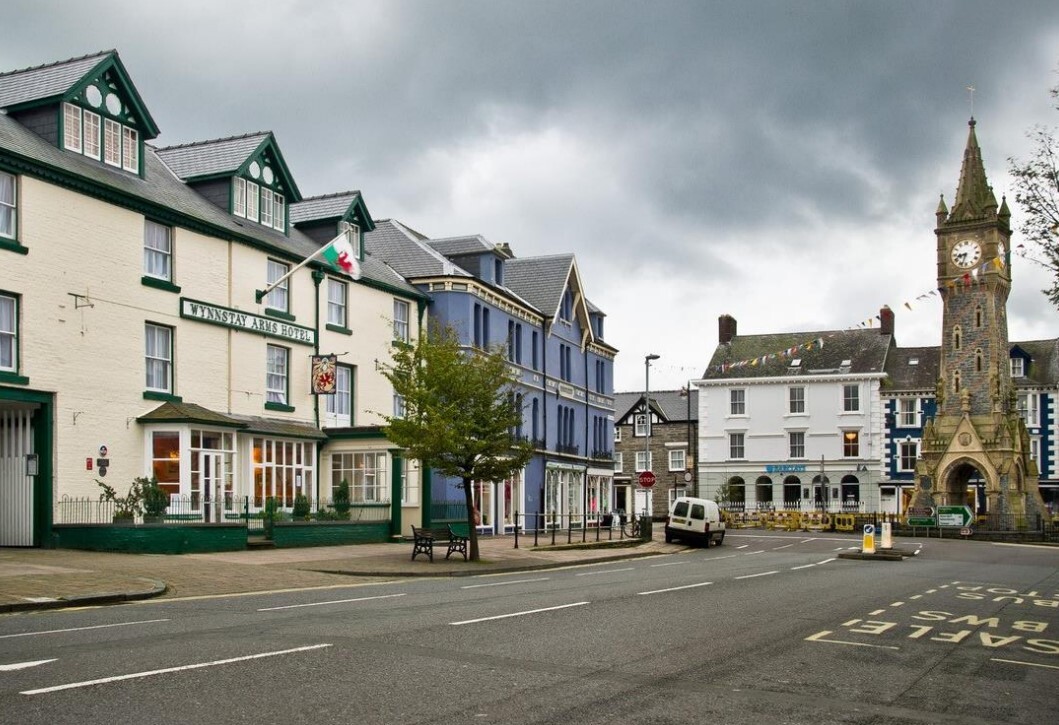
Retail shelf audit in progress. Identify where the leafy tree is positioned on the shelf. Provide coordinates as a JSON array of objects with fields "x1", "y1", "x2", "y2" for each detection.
[
  {"x1": 380, "y1": 322, "x2": 533, "y2": 560},
  {"x1": 1009, "y1": 74, "x2": 1059, "y2": 308}
]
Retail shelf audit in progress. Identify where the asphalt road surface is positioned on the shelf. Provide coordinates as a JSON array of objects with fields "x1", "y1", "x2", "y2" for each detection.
[{"x1": 1, "y1": 532, "x2": 1057, "y2": 724}]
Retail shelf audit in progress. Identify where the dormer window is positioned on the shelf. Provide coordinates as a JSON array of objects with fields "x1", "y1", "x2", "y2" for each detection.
[
  {"x1": 1010, "y1": 357, "x2": 1025, "y2": 377},
  {"x1": 63, "y1": 98, "x2": 140, "y2": 174},
  {"x1": 232, "y1": 174, "x2": 286, "y2": 232}
]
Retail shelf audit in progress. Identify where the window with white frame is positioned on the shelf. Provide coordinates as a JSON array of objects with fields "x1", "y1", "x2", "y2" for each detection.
[
  {"x1": 614, "y1": 451, "x2": 623, "y2": 472},
  {"x1": 63, "y1": 100, "x2": 142, "y2": 173},
  {"x1": 246, "y1": 180, "x2": 259, "y2": 221},
  {"x1": 144, "y1": 323, "x2": 172, "y2": 393},
  {"x1": 1010, "y1": 357, "x2": 1025, "y2": 377},
  {"x1": 0, "y1": 171, "x2": 16, "y2": 240},
  {"x1": 898, "y1": 398, "x2": 917, "y2": 427},
  {"x1": 271, "y1": 193, "x2": 285, "y2": 232},
  {"x1": 729, "y1": 432, "x2": 745, "y2": 460},
  {"x1": 260, "y1": 188, "x2": 274, "y2": 228},
  {"x1": 254, "y1": 437, "x2": 315, "y2": 508},
  {"x1": 103, "y1": 118, "x2": 121, "y2": 167},
  {"x1": 730, "y1": 389, "x2": 746, "y2": 415},
  {"x1": 324, "y1": 364, "x2": 352, "y2": 426},
  {"x1": 83, "y1": 111, "x2": 100, "y2": 159},
  {"x1": 789, "y1": 386, "x2": 805, "y2": 414},
  {"x1": 634, "y1": 413, "x2": 648, "y2": 437},
  {"x1": 265, "y1": 259, "x2": 289, "y2": 312},
  {"x1": 899, "y1": 441, "x2": 918, "y2": 471},
  {"x1": 266, "y1": 345, "x2": 289, "y2": 404},
  {"x1": 149, "y1": 430, "x2": 180, "y2": 496},
  {"x1": 0, "y1": 293, "x2": 17, "y2": 372},
  {"x1": 393, "y1": 299, "x2": 410, "y2": 342},
  {"x1": 843, "y1": 430, "x2": 860, "y2": 457},
  {"x1": 1017, "y1": 393, "x2": 1039, "y2": 427},
  {"x1": 233, "y1": 178, "x2": 247, "y2": 217},
  {"x1": 1030, "y1": 438, "x2": 1040, "y2": 464},
  {"x1": 63, "y1": 103, "x2": 82, "y2": 151},
  {"x1": 327, "y1": 279, "x2": 347, "y2": 327},
  {"x1": 393, "y1": 392, "x2": 406, "y2": 418},
  {"x1": 122, "y1": 126, "x2": 139, "y2": 172},
  {"x1": 401, "y1": 459, "x2": 420, "y2": 505},
  {"x1": 843, "y1": 384, "x2": 860, "y2": 412},
  {"x1": 331, "y1": 451, "x2": 388, "y2": 503},
  {"x1": 614, "y1": 427, "x2": 621, "y2": 443},
  {"x1": 635, "y1": 450, "x2": 652, "y2": 472},
  {"x1": 789, "y1": 431, "x2": 805, "y2": 459},
  {"x1": 669, "y1": 449, "x2": 686, "y2": 471},
  {"x1": 143, "y1": 220, "x2": 172, "y2": 281}
]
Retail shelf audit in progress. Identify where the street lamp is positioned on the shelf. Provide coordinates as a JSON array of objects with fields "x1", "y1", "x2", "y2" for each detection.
[{"x1": 643, "y1": 354, "x2": 660, "y2": 523}]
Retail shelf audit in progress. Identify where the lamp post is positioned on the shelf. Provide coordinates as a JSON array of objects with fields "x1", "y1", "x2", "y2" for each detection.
[{"x1": 643, "y1": 354, "x2": 660, "y2": 522}]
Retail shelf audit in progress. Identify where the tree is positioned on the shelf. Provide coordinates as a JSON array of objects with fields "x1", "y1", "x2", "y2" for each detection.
[
  {"x1": 1009, "y1": 75, "x2": 1059, "y2": 308},
  {"x1": 380, "y1": 322, "x2": 534, "y2": 561}
]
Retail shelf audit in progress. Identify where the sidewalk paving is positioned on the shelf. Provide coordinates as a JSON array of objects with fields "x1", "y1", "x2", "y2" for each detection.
[{"x1": 0, "y1": 531, "x2": 682, "y2": 613}]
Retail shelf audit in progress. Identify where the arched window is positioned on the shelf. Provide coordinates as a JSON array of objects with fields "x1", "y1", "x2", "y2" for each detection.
[
  {"x1": 975, "y1": 305, "x2": 983, "y2": 328},
  {"x1": 953, "y1": 325, "x2": 962, "y2": 351},
  {"x1": 975, "y1": 348, "x2": 983, "y2": 372},
  {"x1": 953, "y1": 370, "x2": 961, "y2": 393}
]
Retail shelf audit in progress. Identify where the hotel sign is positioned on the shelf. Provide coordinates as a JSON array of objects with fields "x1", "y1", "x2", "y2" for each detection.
[{"x1": 180, "y1": 298, "x2": 316, "y2": 346}]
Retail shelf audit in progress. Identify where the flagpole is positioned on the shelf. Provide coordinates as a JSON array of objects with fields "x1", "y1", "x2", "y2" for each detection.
[{"x1": 254, "y1": 231, "x2": 345, "y2": 303}]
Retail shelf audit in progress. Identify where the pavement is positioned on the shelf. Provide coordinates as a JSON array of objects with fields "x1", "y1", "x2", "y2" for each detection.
[{"x1": 0, "y1": 529, "x2": 681, "y2": 613}]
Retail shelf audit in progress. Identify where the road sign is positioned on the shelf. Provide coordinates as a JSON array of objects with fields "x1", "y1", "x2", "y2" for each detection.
[
  {"x1": 938, "y1": 505, "x2": 973, "y2": 527},
  {"x1": 907, "y1": 516, "x2": 936, "y2": 526},
  {"x1": 907, "y1": 506, "x2": 935, "y2": 517},
  {"x1": 638, "y1": 470, "x2": 656, "y2": 488},
  {"x1": 862, "y1": 524, "x2": 876, "y2": 554}
]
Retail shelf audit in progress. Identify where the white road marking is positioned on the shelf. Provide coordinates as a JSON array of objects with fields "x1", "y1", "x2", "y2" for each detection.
[
  {"x1": 711, "y1": 554, "x2": 739, "y2": 561},
  {"x1": 20, "y1": 645, "x2": 332, "y2": 695},
  {"x1": 909, "y1": 595, "x2": 922, "y2": 600},
  {"x1": 890, "y1": 601, "x2": 905, "y2": 607},
  {"x1": 0, "y1": 659, "x2": 57, "y2": 671},
  {"x1": 737, "y1": 545, "x2": 750, "y2": 550},
  {"x1": 735, "y1": 571, "x2": 779, "y2": 580},
  {"x1": 817, "y1": 558, "x2": 837, "y2": 565},
  {"x1": 575, "y1": 567, "x2": 635, "y2": 577},
  {"x1": 461, "y1": 578, "x2": 550, "y2": 589},
  {"x1": 650, "y1": 561, "x2": 688, "y2": 568},
  {"x1": 745, "y1": 551, "x2": 765, "y2": 556},
  {"x1": 772, "y1": 544, "x2": 794, "y2": 550},
  {"x1": 870, "y1": 609, "x2": 886, "y2": 616},
  {"x1": 132, "y1": 581, "x2": 401, "y2": 605},
  {"x1": 257, "y1": 593, "x2": 405, "y2": 611},
  {"x1": 790, "y1": 564, "x2": 816, "y2": 570},
  {"x1": 992, "y1": 658, "x2": 1059, "y2": 670},
  {"x1": 451, "y1": 602, "x2": 589, "y2": 626},
  {"x1": 639, "y1": 582, "x2": 714, "y2": 595},
  {"x1": 0, "y1": 619, "x2": 171, "y2": 640},
  {"x1": 805, "y1": 630, "x2": 899, "y2": 650}
]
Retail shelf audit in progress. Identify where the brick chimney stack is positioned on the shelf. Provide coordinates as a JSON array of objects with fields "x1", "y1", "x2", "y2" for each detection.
[
  {"x1": 879, "y1": 305, "x2": 894, "y2": 336},
  {"x1": 719, "y1": 314, "x2": 737, "y2": 344}
]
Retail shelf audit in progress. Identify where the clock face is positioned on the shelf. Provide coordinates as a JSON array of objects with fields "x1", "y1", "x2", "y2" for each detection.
[{"x1": 951, "y1": 239, "x2": 982, "y2": 269}]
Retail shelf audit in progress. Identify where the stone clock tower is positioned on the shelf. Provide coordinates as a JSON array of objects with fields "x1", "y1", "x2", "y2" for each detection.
[{"x1": 911, "y1": 119, "x2": 1046, "y2": 522}]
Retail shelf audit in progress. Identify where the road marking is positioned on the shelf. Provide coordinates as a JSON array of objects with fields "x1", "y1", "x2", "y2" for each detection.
[
  {"x1": 745, "y1": 551, "x2": 765, "y2": 556},
  {"x1": 805, "y1": 630, "x2": 899, "y2": 650},
  {"x1": 735, "y1": 571, "x2": 779, "y2": 580},
  {"x1": 817, "y1": 558, "x2": 837, "y2": 565},
  {"x1": 451, "y1": 602, "x2": 589, "y2": 626},
  {"x1": 772, "y1": 544, "x2": 793, "y2": 550},
  {"x1": 0, "y1": 659, "x2": 57, "y2": 671},
  {"x1": 461, "y1": 578, "x2": 549, "y2": 589},
  {"x1": 257, "y1": 593, "x2": 405, "y2": 611},
  {"x1": 575, "y1": 567, "x2": 635, "y2": 577},
  {"x1": 650, "y1": 561, "x2": 688, "y2": 568},
  {"x1": 736, "y1": 545, "x2": 749, "y2": 550},
  {"x1": 0, "y1": 619, "x2": 171, "y2": 640},
  {"x1": 890, "y1": 601, "x2": 905, "y2": 607},
  {"x1": 991, "y1": 658, "x2": 1059, "y2": 670},
  {"x1": 790, "y1": 564, "x2": 816, "y2": 570},
  {"x1": 711, "y1": 554, "x2": 739, "y2": 561},
  {"x1": 909, "y1": 595, "x2": 922, "y2": 600},
  {"x1": 132, "y1": 581, "x2": 402, "y2": 605},
  {"x1": 639, "y1": 582, "x2": 713, "y2": 595},
  {"x1": 870, "y1": 609, "x2": 886, "y2": 616},
  {"x1": 20, "y1": 644, "x2": 332, "y2": 695}
]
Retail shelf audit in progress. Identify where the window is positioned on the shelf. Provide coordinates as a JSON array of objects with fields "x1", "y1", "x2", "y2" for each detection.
[
  {"x1": 634, "y1": 413, "x2": 648, "y2": 437},
  {"x1": 898, "y1": 398, "x2": 917, "y2": 427},
  {"x1": 234, "y1": 178, "x2": 247, "y2": 217},
  {"x1": 246, "y1": 181, "x2": 259, "y2": 221},
  {"x1": 559, "y1": 343, "x2": 572, "y2": 381},
  {"x1": 843, "y1": 430, "x2": 860, "y2": 457},
  {"x1": 614, "y1": 451, "x2": 623, "y2": 472},
  {"x1": 729, "y1": 432, "x2": 745, "y2": 460},
  {"x1": 789, "y1": 386, "x2": 805, "y2": 414},
  {"x1": 635, "y1": 450, "x2": 652, "y2": 472},
  {"x1": 339, "y1": 221, "x2": 361, "y2": 256},
  {"x1": 899, "y1": 441, "x2": 918, "y2": 471},
  {"x1": 1017, "y1": 393, "x2": 1039, "y2": 427},
  {"x1": 272, "y1": 193, "x2": 285, "y2": 232},
  {"x1": 265, "y1": 260, "x2": 289, "y2": 312},
  {"x1": 560, "y1": 289, "x2": 573, "y2": 321},
  {"x1": 953, "y1": 325, "x2": 962, "y2": 351},
  {"x1": 843, "y1": 384, "x2": 860, "y2": 412},
  {"x1": 614, "y1": 427, "x2": 621, "y2": 443},
  {"x1": 253, "y1": 437, "x2": 315, "y2": 508},
  {"x1": 327, "y1": 279, "x2": 347, "y2": 327},
  {"x1": 1010, "y1": 358, "x2": 1025, "y2": 377},
  {"x1": 532, "y1": 331, "x2": 539, "y2": 370},
  {"x1": 393, "y1": 299, "x2": 410, "y2": 342},
  {"x1": 0, "y1": 171, "x2": 15, "y2": 240},
  {"x1": 145, "y1": 323, "x2": 172, "y2": 393},
  {"x1": 393, "y1": 392, "x2": 406, "y2": 418},
  {"x1": 122, "y1": 126, "x2": 139, "y2": 172},
  {"x1": 260, "y1": 188, "x2": 274, "y2": 228},
  {"x1": 975, "y1": 348, "x2": 984, "y2": 372},
  {"x1": 63, "y1": 103, "x2": 82, "y2": 151},
  {"x1": 266, "y1": 345, "x2": 289, "y2": 404},
  {"x1": 401, "y1": 459, "x2": 419, "y2": 505},
  {"x1": 730, "y1": 389, "x2": 746, "y2": 415},
  {"x1": 0, "y1": 293, "x2": 17, "y2": 372},
  {"x1": 789, "y1": 431, "x2": 805, "y2": 459},
  {"x1": 332, "y1": 452, "x2": 388, "y2": 503},
  {"x1": 103, "y1": 118, "x2": 121, "y2": 167},
  {"x1": 150, "y1": 431, "x2": 180, "y2": 495},
  {"x1": 143, "y1": 220, "x2": 172, "y2": 281},
  {"x1": 975, "y1": 305, "x2": 983, "y2": 328},
  {"x1": 83, "y1": 111, "x2": 100, "y2": 159},
  {"x1": 324, "y1": 365, "x2": 352, "y2": 426},
  {"x1": 669, "y1": 449, "x2": 686, "y2": 471}
]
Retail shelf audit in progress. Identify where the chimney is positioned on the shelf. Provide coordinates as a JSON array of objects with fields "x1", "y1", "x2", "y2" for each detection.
[
  {"x1": 719, "y1": 314, "x2": 737, "y2": 344},
  {"x1": 879, "y1": 305, "x2": 894, "y2": 337}
]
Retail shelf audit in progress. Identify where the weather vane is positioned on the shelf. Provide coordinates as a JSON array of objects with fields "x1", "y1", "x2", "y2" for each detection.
[{"x1": 966, "y1": 85, "x2": 976, "y2": 117}]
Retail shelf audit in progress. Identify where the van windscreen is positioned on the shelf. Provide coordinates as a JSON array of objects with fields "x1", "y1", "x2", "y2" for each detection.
[
  {"x1": 690, "y1": 504, "x2": 705, "y2": 519},
  {"x1": 673, "y1": 502, "x2": 689, "y2": 517}
]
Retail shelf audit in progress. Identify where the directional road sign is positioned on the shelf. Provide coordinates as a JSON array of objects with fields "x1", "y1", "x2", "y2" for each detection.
[{"x1": 937, "y1": 505, "x2": 974, "y2": 527}]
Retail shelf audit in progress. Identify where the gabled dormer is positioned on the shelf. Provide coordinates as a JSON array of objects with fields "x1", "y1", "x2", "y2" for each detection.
[
  {"x1": 0, "y1": 50, "x2": 159, "y2": 178},
  {"x1": 289, "y1": 190, "x2": 375, "y2": 263},
  {"x1": 426, "y1": 235, "x2": 512, "y2": 287},
  {"x1": 1009, "y1": 345, "x2": 1032, "y2": 379},
  {"x1": 156, "y1": 132, "x2": 301, "y2": 234}
]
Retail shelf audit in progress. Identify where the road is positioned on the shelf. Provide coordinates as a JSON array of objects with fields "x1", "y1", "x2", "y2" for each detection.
[{"x1": 1, "y1": 532, "x2": 1057, "y2": 724}]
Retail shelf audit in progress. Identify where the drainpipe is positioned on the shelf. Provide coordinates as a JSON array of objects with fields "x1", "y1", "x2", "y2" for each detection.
[{"x1": 312, "y1": 268, "x2": 324, "y2": 508}]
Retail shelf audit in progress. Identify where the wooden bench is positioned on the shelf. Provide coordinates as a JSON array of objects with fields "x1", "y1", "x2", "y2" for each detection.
[{"x1": 410, "y1": 524, "x2": 469, "y2": 562}]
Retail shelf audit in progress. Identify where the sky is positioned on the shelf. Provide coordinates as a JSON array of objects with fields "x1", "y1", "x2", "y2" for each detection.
[{"x1": 4, "y1": 1, "x2": 1059, "y2": 392}]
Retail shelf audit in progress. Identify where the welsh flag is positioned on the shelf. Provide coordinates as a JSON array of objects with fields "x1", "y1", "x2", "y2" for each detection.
[{"x1": 321, "y1": 232, "x2": 361, "y2": 280}]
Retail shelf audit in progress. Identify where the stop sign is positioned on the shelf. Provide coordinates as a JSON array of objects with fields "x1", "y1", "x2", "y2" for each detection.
[{"x1": 638, "y1": 470, "x2": 656, "y2": 488}]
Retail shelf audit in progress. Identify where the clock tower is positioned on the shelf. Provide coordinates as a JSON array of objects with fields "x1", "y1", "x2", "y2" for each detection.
[{"x1": 911, "y1": 119, "x2": 1046, "y2": 521}]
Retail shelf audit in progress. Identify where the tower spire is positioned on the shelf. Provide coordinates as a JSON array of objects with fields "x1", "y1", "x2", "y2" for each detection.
[{"x1": 947, "y1": 118, "x2": 996, "y2": 223}]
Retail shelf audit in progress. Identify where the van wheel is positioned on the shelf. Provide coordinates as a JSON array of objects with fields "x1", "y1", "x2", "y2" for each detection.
[{"x1": 715, "y1": 532, "x2": 725, "y2": 546}]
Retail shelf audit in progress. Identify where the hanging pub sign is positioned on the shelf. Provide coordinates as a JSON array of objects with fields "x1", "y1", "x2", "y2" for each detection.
[{"x1": 311, "y1": 354, "x2": 338, "y2": 394}]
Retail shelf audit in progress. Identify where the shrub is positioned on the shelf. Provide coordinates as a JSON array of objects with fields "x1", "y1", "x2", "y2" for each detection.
[
  {"x1": 333, "y1": 480, "x2": 351, "y2": 519},
  {"x1": 141, "y1": 477, "x2": 169, "y2": 519},
  {"x1": 293, "y1": 494, "x2": 311, "y2": 520}
]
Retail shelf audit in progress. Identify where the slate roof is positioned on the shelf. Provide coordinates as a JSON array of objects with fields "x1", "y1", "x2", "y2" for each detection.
[
  {"x1": 1011, "y1": 339, "x2": 1059, "y2": 388},
  {"x1": 615, "y1": 390, "x2": 698, "y2": 423},
  {"x1": 289, "y1": 191, "x2": 362, "y2": 225},
  {"x1": 704, "y1": 329, "x2": 893, "y2": 380},
  {"x1": 365, "y1": 220, "x2": 472, "y2": 278},
  {"x1": 0, "y1": 50, "x2": 111, "y2": 109},
  {"x1": 137, "y1": 402, "x2": 245, "y2": 427},
  {"x1": 882, "y1": 347, "x2": 940, "y2": 392},
  {"x1": 155, "y1": 132, "x2": 269, "y2": 180},
  {"x1": 504, "y1": 254, "x2": 574, "y2": 318},
  {"x1": 428, "y1": 235, "x2": 495, "y2": 257},
  {"x1": 226, "y1": 414, "x2": 328, "y2": 440}
]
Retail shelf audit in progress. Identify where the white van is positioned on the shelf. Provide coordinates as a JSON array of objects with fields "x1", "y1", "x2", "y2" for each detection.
[{"x1": 665, "y1": 496, "x2": 725, "y2": 546}]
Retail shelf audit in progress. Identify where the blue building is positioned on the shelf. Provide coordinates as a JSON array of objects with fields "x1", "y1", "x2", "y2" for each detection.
[{"x1": 365, "y1": 220, "x2": 618, "y2": 532}]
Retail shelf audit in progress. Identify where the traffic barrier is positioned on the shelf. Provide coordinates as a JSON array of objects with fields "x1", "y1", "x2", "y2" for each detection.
[{"x1": 834, "y1": 513, "x2": 856, "y2": 532}]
